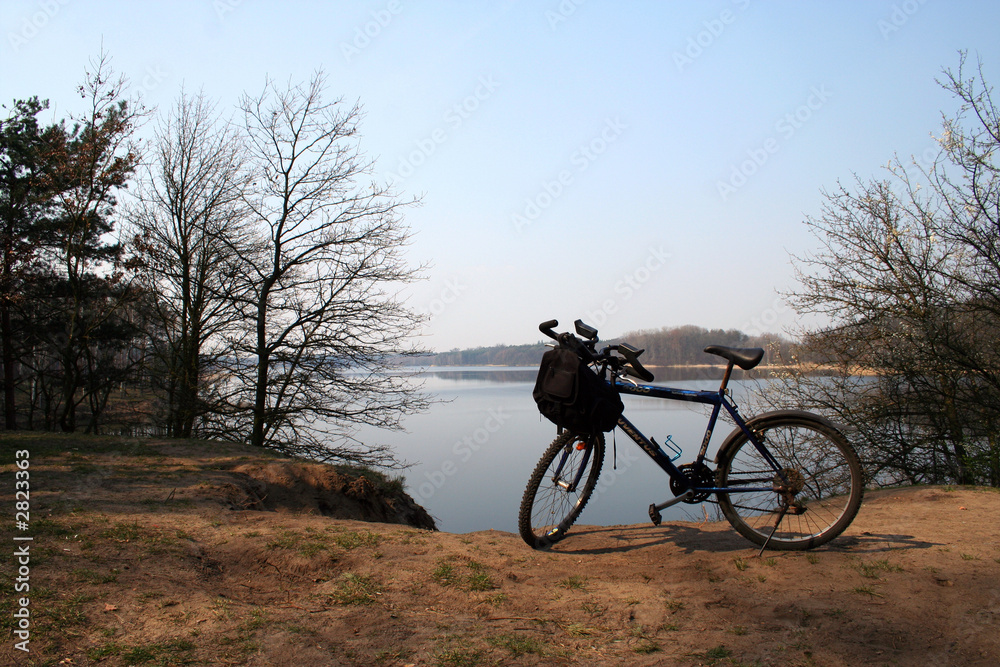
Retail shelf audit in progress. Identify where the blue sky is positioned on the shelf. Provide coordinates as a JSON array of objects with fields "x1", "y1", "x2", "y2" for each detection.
[{"x1": 3, "y1": 0, "x2": 998, "y2": 351}]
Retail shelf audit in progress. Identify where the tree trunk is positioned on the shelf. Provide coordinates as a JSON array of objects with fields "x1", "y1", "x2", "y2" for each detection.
[{"x1": 1, "y1": 302, "x2": 16, "y2": 429}]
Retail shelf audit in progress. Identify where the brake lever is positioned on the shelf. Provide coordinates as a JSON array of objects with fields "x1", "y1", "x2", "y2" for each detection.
[{"x1": 619, "y1": 374, "x2": 639, "y2": 387}]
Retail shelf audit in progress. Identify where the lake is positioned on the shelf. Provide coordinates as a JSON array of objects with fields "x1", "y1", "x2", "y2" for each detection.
[{"x1": 354, "y1": 367, "x2": 765, "y2": 534}]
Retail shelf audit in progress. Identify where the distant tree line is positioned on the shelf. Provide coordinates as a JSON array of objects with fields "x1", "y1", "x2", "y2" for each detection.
[
  {"x1": 0, "y1": 53, "x2": 426, "y2": 467},
  {"x1": 410, "y1": 325, "x2": 793, "y2": 368}
]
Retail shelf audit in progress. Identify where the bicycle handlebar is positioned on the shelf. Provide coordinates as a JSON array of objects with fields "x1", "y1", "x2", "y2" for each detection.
[
  {"x1": 537, "y1": 319, "x2": 654, "y2": 382},
  {"x1": 539, "y1": 319, "x2": 559, "y2": 340}
]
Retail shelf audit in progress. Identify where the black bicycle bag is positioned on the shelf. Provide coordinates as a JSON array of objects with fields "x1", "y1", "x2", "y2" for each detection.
[{"x1": 533, "y1": 346, "x2": 623, "y2": 434}]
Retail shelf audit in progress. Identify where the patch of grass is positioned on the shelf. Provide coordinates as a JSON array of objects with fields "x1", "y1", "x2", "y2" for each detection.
[
  {"x1": 332, "y1": 530, "x2": 383, "y2": 550},
  {"x1": 763, "y1": 557, "x2": 777, "y2": 567},
  {"x1": 212, "y1": 597, "x2": 234, "y2": 620},
  {"x1": 487, "y1": 633, "x2": 547, "y2": 657},
  {"x1": 466, "y1": 571, "x2": 496, "y2": 591},
  {"x1": 852, "y1": 585, "x2": 884, "y2": 598},
  {"x1": 961, "y1": 553, "x2": 979, "y2": 561},
  {"x1": 634, "y1": 639, "x2": 661, "y2": 654},
  {"x1": 582, "y1": 601, "x2": 607, "y2": 616},
  {"x1": 72, "y1": 567, "x2": 119, "y2": 584},
  {"x1": 330, "y1": 573, "x2": 381, "y2": 605},
  {"x1": 87, "y1": 638, "x2": 195, "y2": 664},
  {"x1": 432, "y1": 559, "x2": 497, "y2": 591},
  {"x1": 689, "y1": 645, "x2": 733, "y2": 664},
  {"x1": 557, "y1": 575, "x2": 587, "y2": 590},
  {"x1": 38, "y1": 592, "x2": 90, "y2": 630},
  {"x1": 664, "y1": 598, "x2": 685, "y2": 613},
  {"x1": 733, "y1": 557, "x2": 749, "y2": 571},
  {"x1": 566, "y1": 622, "x2": 599, "y2": 636},
  {"x1": 267, "y1": 530, "x2": 330, "y2": 557},
  {"x1": 806, "y1": 553, "x2": 820, "y2": 565},
  {"x1": 375, "y1": 648, "x2": 413, "y2": 664},
  {"x1": 434, "y1": 648, "x2": 485, "y2": 667},
  {"x1": 433, "y1": 562, "x2": 459, "y2": 587},
  {"x1": 87, "y1": 641, "x2": 126, "y2": 660},
  {"x1": 856, "y1": 559, "x2": 904, "y2": 578},
  {"x1": 485, "y1": 593, "x2": 507, "y2": 607},
  {"x1": 729, "y1": 625, "x2": 748, "y2": 635},
  {"x1": 31, "y1": 517, "x2": 74, "y2": 537},
  {"x1": 100, "y1": 521, "x2": 145, "y2": 543},
  {"x1": 240, "y1": 607, "x2": 267, "y2": 634}
]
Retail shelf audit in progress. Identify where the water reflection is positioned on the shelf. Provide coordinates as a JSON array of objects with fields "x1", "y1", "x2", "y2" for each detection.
[{"x1": 422, "y1": 367, "x2": 537, "y2": 383}]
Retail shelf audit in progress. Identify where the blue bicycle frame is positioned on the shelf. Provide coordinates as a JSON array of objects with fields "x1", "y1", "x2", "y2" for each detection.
[{"x1": 613, "y1": 378, "x2": 786, "y2": 501}]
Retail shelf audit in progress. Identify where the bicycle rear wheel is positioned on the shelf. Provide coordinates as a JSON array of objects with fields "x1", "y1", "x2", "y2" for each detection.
[
  {"x1": 518, "y1": 431, "x2": 604, "y2": 549},
  {"x1": 716, "y1": 412, "x2": 863, "y2": 550}
]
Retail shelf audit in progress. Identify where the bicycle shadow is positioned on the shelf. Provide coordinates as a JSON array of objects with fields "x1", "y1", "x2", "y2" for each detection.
[
  {"x1": 818, "y1": 531, "x2": 941, "y2": 553},
  {"x1": 549, "y1": 524, "x2": 940, "y2": 556},
  {"x1": 550, "y1": 523, "x2": 750, "y2": 555}
]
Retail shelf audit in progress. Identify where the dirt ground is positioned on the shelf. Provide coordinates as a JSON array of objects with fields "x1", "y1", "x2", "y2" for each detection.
[{"x1": 1, "y1": 433, "x2": 999, "y2": 666}]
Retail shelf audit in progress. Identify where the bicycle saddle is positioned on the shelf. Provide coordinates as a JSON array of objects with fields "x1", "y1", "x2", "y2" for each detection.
[{"x1": 703, "y1": 345, "x2": 764, "y2": 370}]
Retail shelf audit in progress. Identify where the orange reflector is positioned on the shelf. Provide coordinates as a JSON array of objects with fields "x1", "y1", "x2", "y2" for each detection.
[{"x1": 576, "y1": 442, "x2": 586, "y2": 450}]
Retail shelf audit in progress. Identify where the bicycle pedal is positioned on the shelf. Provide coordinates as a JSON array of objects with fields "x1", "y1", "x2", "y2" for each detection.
[{"x1": 648, "y1": 504, "x2": 662, "y2": 526}]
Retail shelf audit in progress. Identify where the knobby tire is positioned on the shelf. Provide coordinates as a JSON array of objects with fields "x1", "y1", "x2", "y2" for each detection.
[{"x1": 518, "y1": 431, "x2": 604, "y2": 549}]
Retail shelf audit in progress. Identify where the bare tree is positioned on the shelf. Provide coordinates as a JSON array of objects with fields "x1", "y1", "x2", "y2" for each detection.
[
  {"x1": 127, "y1": 90, "x2": 251, "y2": 437},
  {"x1": 779, "y1": 53, "x2": 1000, "y2": 487},
  {"x1": 216, "y1": 72, "x2": 427, "y2": 466}
]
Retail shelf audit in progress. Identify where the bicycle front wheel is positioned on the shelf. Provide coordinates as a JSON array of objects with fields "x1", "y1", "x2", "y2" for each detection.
[
  {"x1": 716, "y1": 412, "x2": 863, "y2": 550},
  {"x1": 518, "y1": 431, "x2": 604, "y2": 549}
]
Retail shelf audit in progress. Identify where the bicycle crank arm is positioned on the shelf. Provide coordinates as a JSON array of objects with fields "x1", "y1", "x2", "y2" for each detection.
[{"x1": 648, "y1": 490, "x2": 696, "y2": 526}]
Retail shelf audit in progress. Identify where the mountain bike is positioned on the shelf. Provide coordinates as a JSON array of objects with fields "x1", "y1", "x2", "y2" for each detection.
[{"x1": 518, "y1": 319, "x2": 863, "y2": 552}]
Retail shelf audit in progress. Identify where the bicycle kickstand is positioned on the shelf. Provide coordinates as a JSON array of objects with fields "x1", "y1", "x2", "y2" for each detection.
[
  {"x1": 756, "y1": 504, "x2": 790, "y2": 557},
  {"x1": 648, "y1": 490, "x2": 695, "y2": 526}
]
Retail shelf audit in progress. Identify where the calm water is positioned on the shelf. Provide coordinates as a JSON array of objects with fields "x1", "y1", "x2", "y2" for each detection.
[{"x1": 354, "y1": 367, "x2": 763, "y2": 534}]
